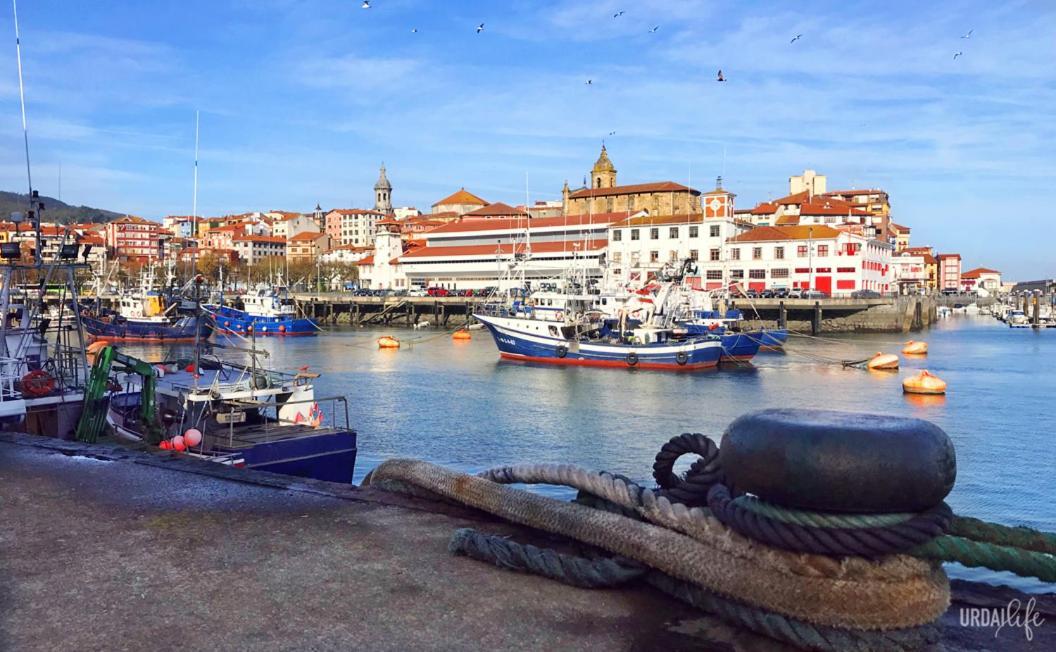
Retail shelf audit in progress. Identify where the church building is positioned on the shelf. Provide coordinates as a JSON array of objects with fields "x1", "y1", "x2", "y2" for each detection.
[{"x1": 562, "y1": 146, "x2": 702, "y2": 216}]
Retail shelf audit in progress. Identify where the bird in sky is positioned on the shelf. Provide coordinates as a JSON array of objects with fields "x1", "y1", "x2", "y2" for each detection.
[
  {"x1": 649, "y1": 25, "x2": 659, "y2": 33},
  {"x1": 411, "y1": 27, "x2": 418, "y2": 33},
  {"x1": 953, "y1": 51, "x2": 963, "y2": 59},
  {"x1": 790, "y1": 34, "x2": 803, "y2": 43},
  {"x1": 961, "y1": 29, "x2": 973, "y2": 39},
  {"x1": 717, "y1": 69, "x2": 726, "y2": 82},
  {"x1": 608, "y1": 131, "x2": 616, "y2": 136},
  {"x1": 476, "y1": 23, "x2": 485, "y2": 34},
  {"x1": 613, "y1": 10, "x2": 625, "y2": 18},
  {"x1": 361, "y1": 0, "x2": 370, "y2": 8},
  {"x1": 585, "y1": 79, "x2": 593, "y2": 85}
]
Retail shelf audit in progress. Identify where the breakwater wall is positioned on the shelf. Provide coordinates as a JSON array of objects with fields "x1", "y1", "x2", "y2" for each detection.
[{"x1": 731, "y1": 296, "x2": 939, "y2": 334}]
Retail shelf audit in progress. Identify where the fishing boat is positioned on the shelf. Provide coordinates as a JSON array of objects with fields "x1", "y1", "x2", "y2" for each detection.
[
  {"x1": 207, "y1": 283, "x2": 317, "y2": 336},
  {"x1": 101, "y1": 345, "x2": 357, "y2": 483}
]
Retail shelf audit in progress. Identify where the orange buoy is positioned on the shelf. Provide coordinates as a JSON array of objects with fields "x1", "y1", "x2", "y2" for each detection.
[
  {"x1": 452, "y1": 329, "x2": 472, "y2": 341},
  {"x1": 903, "y1": 370, "x2": 947, "y2": 395},
  {"x1": 86, "y1": 341, "x2": 109, "y2": 365},
  {"x1": 184, "y1": 428, "x2": 203, "y2": 447},
  {"x1": 377, "y1": 335, "x2": 401, "y2": 349},
  {"x1": 866, "y1": 352, "x2": 899, "y2": 370},
  {"x1": 901, "y1": 340, "x2": 928, "y2": 355}
]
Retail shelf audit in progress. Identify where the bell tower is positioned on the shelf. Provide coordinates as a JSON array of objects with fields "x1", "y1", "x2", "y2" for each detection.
[
  {"x1": 374, "y1": 163, "x2": 393, "y2": 213},
  {"x1": 591, "y1": 145, "x2": 617, "y2": 189}
]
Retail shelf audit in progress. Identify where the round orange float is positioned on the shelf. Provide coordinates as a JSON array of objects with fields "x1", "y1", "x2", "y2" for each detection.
[
  {"x1": 901, "y1": 340, "x2": 928, "y2": 355},
  {"x1": 86, "y1": 340, "x2": 109, "y2": 364},
  {"x1": 903, "y1": 370, "x2": 947, "y2": 395},
  {"x1": 866, "y1": 352, "x2": 899, "y2": 370},
  {"x1": 452, "y1": 329, "x2": 472, "y2": 341},
  {"x1": 377, "y1": 335, "x2": 401, "y2": 349}
]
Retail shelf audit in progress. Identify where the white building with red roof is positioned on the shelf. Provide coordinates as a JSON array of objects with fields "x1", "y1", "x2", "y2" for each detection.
[
  {"x1": 960, "y1": 267, "x2": 1001, "y2": 293},
  {"x1": 232, "y1": 234, "x2": 286, "y2": 265},
  {"x1": 324, "y1": 209, "x2": 385, "y2": 247},
  {"x1": 431, "y1": 188, "x2": 488, "y2": 216}
]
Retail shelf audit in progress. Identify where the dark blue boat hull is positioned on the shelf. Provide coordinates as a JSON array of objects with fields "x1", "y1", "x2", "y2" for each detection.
[
  {"x1": 82, "y1": 314, "x2": 212, "y2": 342},
  {"x1": 219, "y1": 431, "x2": 358, "y2": 484},
  {"x1": 208, "y1": 305, "x2": 317, "y2": 336}
]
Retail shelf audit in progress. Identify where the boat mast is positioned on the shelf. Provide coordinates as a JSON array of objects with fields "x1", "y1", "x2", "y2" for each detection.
[{"x1": 12, "y1": 0, "x2": 39, "y2": 268}]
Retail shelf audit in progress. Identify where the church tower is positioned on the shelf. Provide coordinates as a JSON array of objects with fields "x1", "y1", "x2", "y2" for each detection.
[
  {"x1": 591, "y1": 145, "x2": 617, "y2": 189},
  {"x1": 374, "y1": 163, "x2": 393, "y2": 213}
]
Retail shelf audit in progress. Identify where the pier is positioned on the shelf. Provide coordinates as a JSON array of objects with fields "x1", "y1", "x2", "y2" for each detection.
[{"x1": 2, "y1": 432, "x2": 1052, "y2": 651}]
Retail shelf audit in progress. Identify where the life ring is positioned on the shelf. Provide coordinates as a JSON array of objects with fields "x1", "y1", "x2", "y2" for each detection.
[
  {"x1": 21, "y1": 369, "x2": 55, "y2": 397},
  {"x1": 626, "y1": 352, "x2": 639, "y2": 367},
  {"x1": 555, "y1": 345, "x2": 568, "y2": 358},
  {"x1": 720, "y1": 408, "x2": 955, "y2": 512},
  {"x1": 676, "y1": 351, "x2": 689, "y2": 366}
]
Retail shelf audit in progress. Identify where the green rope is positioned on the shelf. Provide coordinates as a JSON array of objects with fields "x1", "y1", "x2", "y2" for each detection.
[
  {"x1": 950, "y1": 515, "x2": 1056, "y2": 556},
  {"x1": 732, "y1": 495, "x2": 915, "y2": 529},
  {"x1": 912, "y1": 535, "x2": 1056, "y2": 583}
]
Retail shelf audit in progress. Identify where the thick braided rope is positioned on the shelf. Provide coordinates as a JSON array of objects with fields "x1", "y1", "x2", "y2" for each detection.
[
  {"x1": 950, "y1": 515, "x2": 1056, "y2": 555},
  {"x1": 449, "y1": 528, "x2": 941, "y2": 652},
  {"x1": 707, "y1": 484, "x2": 954, "y2": 557},
  {"x1": 374, "y1": 459, "x2": 949, "y2": 630},
  {"x1": 913, "y1": 535, "x2": 1056, "y2": 583},
  {"x1": 651, "y1": 432, "x2": 722, "y2": 505}
]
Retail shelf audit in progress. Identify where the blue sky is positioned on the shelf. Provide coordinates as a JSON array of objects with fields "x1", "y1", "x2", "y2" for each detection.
[{"x1": 0, "y1": 0, "x2": 1053, "y2": 278}]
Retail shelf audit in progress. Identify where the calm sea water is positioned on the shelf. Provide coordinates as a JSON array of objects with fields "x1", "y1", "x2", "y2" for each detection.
[{"x1": 122, "y1": 313, "x2": 1056, "y2": 590}]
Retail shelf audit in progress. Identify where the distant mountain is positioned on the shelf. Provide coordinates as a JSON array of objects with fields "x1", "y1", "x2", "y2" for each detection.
[{"x1": 0, "y1": 190, "x2": 123, "y2": 224}]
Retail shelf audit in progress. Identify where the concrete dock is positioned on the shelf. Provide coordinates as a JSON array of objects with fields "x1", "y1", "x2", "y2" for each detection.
[{"x1": 2, "y1": 433, "x2": 1053, "y2": 651}]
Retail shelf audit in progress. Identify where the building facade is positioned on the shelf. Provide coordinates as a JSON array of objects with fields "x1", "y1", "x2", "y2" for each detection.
[
  {"x1": 286, "y1": 232, "x2": 331, "y2": 261},
  {"x1": 431, "y1": 188, "x2": 488, "y2": 216},
  {"x1": 105, "y1": 216, "x2": 165, "y2": 260},
  {"x1": 562, "y1": 146, "x2": 702, "y2": 216},
  {"x1": 231, "y1": 234, "x2": 286, "y2": 265},
  {"x1": 937, "y1": 254, "x2": 962, "y2": 291},
  {"x1": 325, "y1": 209, "x2": 386, "y2": 247}
]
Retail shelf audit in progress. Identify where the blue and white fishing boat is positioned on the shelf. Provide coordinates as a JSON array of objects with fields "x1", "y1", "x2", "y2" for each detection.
[
  {"x1": 475, "y1": 282, "x2": 722, "y2": 370},
  {"x1": 208, "y1": 283, "x2": 317, "y2": 337}
]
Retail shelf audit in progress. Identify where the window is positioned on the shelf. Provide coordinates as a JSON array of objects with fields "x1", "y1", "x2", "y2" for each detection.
[
  {"x1": 772, "y1": 268, "x2": 789, "y2": 279},
  {"x1": 752, "y1": 247, "x2": 762, "y2": 260},
  {"x1": 669, "y1": 251, "x2": 678, "y2": 262},
  {"x1": 612, "y1": 229, "x2": 622, "y2": 242},
  {"x1": 709, "y1": 248, "x2": 720, "y2": 261},
  {"x1": 837, "y1": 266, "x2": 855, "y2": 273},
  {"x1": 710, "y1": 225, "x2": 720, "y2": 237},
  {"x1": 730, "y1": 270, "x2": 744, "y2": 279},
  {"x1": 669, "y1": 227, "x2": 679, "y2": 239},
  {"x1": 817, "y1": 245, "x2": 829, "y2": 257},
  {"x1": 689, "y1": 249, "x2": 698, "y2": 260},
  {"x1": 689, "y1": 226, "x2": 699, "y2": 238},
  {"x1": 630, "y1": 229, "x2": 640, "y2": 241},
  {"x1": 650, "y1": 251, "x2": 659, "y2": 262},
  {"x1": 650, "y1": 228, "x2": 659, "y2": 240},
  {"x1": 611, "y1": 251, "x2": 622, "y2": 263},
  {"x1": 795, "y1": 267, "x2": 810, "y2": 274},
  {"x1": 749, "y1": 269, "x2": 766, "y2": 279},
  {"x1": 706, "y1": 270, "x2": 722, "y2": 280},
  {"x1": 730, "y1": 248, "x2": 740, "y2": 261},
  {"x1": 774, "y1": 246, "x2": 785, "y2": 260},
  {"x1": 797, "y1": 245, "x2": 808, "y2": 257}
]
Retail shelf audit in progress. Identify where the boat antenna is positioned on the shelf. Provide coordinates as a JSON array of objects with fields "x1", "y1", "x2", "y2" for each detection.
[
  {"x1": 191, "y1": 110, "x2": 200, "y2": 276},
  {"x1": 12, "y1": 0, "x2": 40, "y2": 267}
]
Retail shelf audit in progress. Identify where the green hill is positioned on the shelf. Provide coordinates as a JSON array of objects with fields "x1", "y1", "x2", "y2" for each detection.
[{"x1": 0, "y1": 190, "x2": 123, "y2": 224}]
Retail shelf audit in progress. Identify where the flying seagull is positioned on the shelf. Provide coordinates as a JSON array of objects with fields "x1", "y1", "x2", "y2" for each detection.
[
  {"x1": 585, "y1": 79, "x2": 593, "y2": 85},
  {"x1": 361, "y1": 0, "x2": 370, "y2": 8},
  {"x1": 961, "y1": 29, "x2": 973, "y2": 39},
  {"x1": 476, "y1": 23, "x2": 485, "y2": 33},
  {"x1": 613, "y1": 11, "x2": 625, "y2": 18},
  {"x1": 608, "y1": 131, "x2": 616, "y2": 136},
  {"x1": 790, "y1": 34, "x2": 802, "y2": 43},
  {"x1": 649, "y1": 25, "x2": 659, "y2": 33},
  {"x1": 717, "y1": 69, "x2": 726, "y2": 82},
  {"x1": 953, "y1": 51, "x2": 963, "y2": 59},
  {"x1": 411, "y1": 27, "x2": 418, "y2": 33}
]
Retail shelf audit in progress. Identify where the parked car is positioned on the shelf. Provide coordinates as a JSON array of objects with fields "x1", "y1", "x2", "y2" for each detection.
[
  {"x1": 408, "y1": 287, "x2": 428, "y2": 297},
  {"x1": 851, "y1": 289, "x2": 881, "y2": 299},
  {"x1": 773, "y1": 288, "x2": 790, "y2": 299},
  {"x1": 802, "y1": 290, "x2": 828, "y2": 299},
  {"x1": 427, "y1": 287, "x2": 450, "y2": 297}
]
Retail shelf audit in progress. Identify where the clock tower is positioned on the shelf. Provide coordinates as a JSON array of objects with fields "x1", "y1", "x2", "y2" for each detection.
[{"x1": 702, "y1": 176, "x2": 734, "y2": 218}]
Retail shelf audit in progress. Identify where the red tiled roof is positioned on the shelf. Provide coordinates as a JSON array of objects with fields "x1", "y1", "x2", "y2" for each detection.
[
  {"x1": 77, "y1": 234, "x2": 105, "y2": 245},
  {"x1": 961, "y1": 267, "x2": 999, "y2": 278},
  {"x1": 903, "y1": 246, "x2": 933, "y2": 255},
  {"x1": 328, "y1": 208, "x2": 386, "y2": 216},
  {"x1": 463, "y1": 202, "x2": 524, "y2": 218},
  {"x1": 937, "y1": 253, "x2": 961, "y2": 260},
  {"x1": 749, "y1": 202, "x2": 778, "y2": 215},
  {"x1": 822, "y1": 189, "x2": 886, "y2": 197},
  {"x1": 729, "y1": 225, "x2": 843, "y2": 243},
  {"x1": 774, "y1": 215, "x2": 799, "y2": 226},
  {"x1": 798, "y1": 199, "x2": 871, "y2": 217},
  {"x1": 922, "y1": 254, "x2": 938, "y2": 265},
  {"x1": 208, "y1": 224, "x2": 246, "y2": 233},
  {"x1": 888, "y1": 222, "x2": 910, "y2": 232},
  {"x1": 432, "y1": 188, "x2": 488, "y2": 207},
  {"x1": 567, "y1": 181, "x2": 698, "y2": 200},
  {"x1": 425, "y1": 212, "x2": 629, "y2": 235},
  {"x1": 357, "y1": 254, "x2": 374, "y2": 265},
  {"x1": 772, "y1": 191, "x2": 810, "y2": 205},
  {"x1": 611, "y1": 213, "x2": 703, "y2": 228},
  {"x1": 401, "y1": 239, "x2": 608, "y2": 260},
  {"x1": 289, "y1": 231, "x2": 325, "y2": 242}
]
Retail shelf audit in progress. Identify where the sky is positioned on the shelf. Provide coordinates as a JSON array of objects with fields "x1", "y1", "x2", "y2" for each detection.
[{"x1": 0, "y1": 0, "x2": 1053, "y2": 278}]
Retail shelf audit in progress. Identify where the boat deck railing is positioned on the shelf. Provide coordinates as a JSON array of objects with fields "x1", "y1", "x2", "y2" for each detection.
[
  {"x1": 0, "y1": 357, "x2": 22, "y2": 401},
  {"x1": 210, "y1": 394, "x2": 352, "y2": 449}
]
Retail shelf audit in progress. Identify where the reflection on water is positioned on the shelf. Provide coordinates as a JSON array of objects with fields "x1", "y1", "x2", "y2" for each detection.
[{"x1": 121, "y1": 315, "x2": 1056, "y2": 590}]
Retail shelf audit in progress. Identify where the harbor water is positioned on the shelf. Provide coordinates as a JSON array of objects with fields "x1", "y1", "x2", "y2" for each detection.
[{"x1": 122, "y1": 314, "x2": 1056, "y2": 591}]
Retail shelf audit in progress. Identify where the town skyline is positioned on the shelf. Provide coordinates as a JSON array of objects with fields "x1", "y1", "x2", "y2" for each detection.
[{"x1": 0, "y1": 1, "x2": 1052, "y2": 278}]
